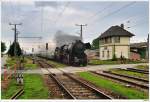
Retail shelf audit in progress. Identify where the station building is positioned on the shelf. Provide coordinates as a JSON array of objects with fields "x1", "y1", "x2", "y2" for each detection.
[{"x1": 99, "y1": 24, "x2": 134, "y2": 60}]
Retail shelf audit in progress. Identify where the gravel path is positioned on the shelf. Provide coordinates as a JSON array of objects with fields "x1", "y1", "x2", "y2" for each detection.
[{"x1": 1, "y1": 63, "x2": 148, "y2": 74}]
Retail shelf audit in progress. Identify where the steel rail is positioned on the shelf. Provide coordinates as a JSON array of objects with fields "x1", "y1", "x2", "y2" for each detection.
[
  {"x1": 36, "y1": 58, "x2": 55, "y2": 68},
  {"x1": 47, "y1": 61, "x2": 112, "y2": 99},
  {"x1": 48, "y1": 74, "x2": 76, "y2": 99},
  {"x1": 91, "y1": 71, "x2": 149, "y2": 89},
  {"x1": 63, "y1": 72, "x2": 112, "y2": 99},
  {"x1": 10, "y1": 88, "x2": 24, "y2": 99},
  {"x1": 126, "y1": 68, "x2": 149, "y2": 74},
  {"x1": 103, "y1": 71, "x2": 149, "y2": 83},
  {"x1": 36, "y1": 59, "x2": 75, "y2": 99},
  {"x1": 37, "y1": 59, "x2": 112, "y2": 99}
]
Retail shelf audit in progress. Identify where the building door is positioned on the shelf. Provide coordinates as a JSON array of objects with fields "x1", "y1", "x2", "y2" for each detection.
[{"x1": 107, "y1": 50, "x2": 109, "y2": 59}]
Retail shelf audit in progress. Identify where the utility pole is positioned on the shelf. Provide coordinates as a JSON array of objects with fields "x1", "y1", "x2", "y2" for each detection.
[
  {"x1": 16, "y1": 30, "x2": 20, "y2": 42},
  {"x1": 75, "y1": 24, "x2": 87, "y2": 41},
  {"x1": 9, "y1": 23, "x2": 22, "y2": 56}
]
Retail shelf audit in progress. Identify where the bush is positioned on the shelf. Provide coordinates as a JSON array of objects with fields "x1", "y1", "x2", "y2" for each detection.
[{"x1": 112, "y1": 54, "x2": 117, "y2": 61}]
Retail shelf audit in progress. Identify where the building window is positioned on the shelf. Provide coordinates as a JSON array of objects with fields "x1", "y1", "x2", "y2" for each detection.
[
  {"x1": 96, "y1": 52, "x2": 99, "y2": 56},
  {"x1": 100, "y1": 39, "x2": 104, "y2": 44},
  {"x1": 103, "y1": 37, "x2": 112, "y2": 44},
  {"x1": 104, "y1": 46, "x2": 107, "y2": 50},
  {"x1": 114, "y1": 37, "x2": 120, "y2": 43},
  {"x1": 105, "y1": 38, "x2": 108, "y2": 43},
  {"x1": 108, "y1": 37, "x2": 112, "y2": 43},
  {"x1": 102, "y1": 51, "x2": 104, "y2": 57},
  {"x1": 107, "y1": 50, "x2": 109, "y2": 58}
]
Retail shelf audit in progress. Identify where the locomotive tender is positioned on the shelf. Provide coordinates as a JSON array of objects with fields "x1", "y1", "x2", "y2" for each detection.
[{"x1": 54, "y1": 40, "x2": 91, "y2": 66}]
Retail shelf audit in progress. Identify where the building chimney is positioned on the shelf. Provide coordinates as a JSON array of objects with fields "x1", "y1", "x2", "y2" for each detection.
[{"x1": 120, "y1": 24, "x2": 124, "y2": 29}]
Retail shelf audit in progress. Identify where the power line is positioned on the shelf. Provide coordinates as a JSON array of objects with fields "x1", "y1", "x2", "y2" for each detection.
[
  {"x1": 127, "y1": 21, "x2": 148, "y2": 28},
  {"x1": 113, "y1": 15, "x2": 142, "y2": 26},
  {"x1": 87, "y1": 2, "x2": 113, "y2": 22},
  {"x1": 9, "y1": 0, "x2": 15, "y2": 21},
  {"x1": 40, "y1": 7, "x2": 44, "y2": 34},
  {"x1": 54, "y1": 2, "x2": 70, "y2": 25},
  {"x1": 92, "y1": 2, "x2": 136, "y2": 23},
  {"x1": 115, "y1": 15, "x2": 138, "y2": 25},
  {"x1": 86, "y1": 2, "x2": 136, "y2": 35},
  {"x1": 17, "y1": 0, "x2": 21, "y2": 22},
  {"x1": 18, "y1": 36, "x2": 42, "y2": 39}
]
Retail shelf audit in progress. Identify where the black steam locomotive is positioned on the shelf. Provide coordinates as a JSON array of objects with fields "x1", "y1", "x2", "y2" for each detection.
[{"x1": 54, "y1": 40, "x2": 91, "y2": 66}]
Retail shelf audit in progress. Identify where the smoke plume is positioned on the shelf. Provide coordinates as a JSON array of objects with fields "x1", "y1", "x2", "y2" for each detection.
[{"x1": 54, "y1": 30, "x2": 81, "y2": 47}]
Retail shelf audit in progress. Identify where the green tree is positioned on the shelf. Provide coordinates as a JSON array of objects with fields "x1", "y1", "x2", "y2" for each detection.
[
  {"x1": 7, "y1": 42, "x2": 22, "y2": 56},
  {"x1": 1, "y1": 42, "x2": 6, "y2": 53},
  {"x1": 91, "y1": 37, "x2": 99, "y2": 49}
]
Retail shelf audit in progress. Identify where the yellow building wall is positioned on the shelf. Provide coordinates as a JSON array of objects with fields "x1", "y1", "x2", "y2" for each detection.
[
  {"x1": 99, "y1": 37, "x2": 130, "y2": 60},
  {"x1": 115, "y1": 45, "x2": 129, "y2": 59},
  {"x1": 99, "y1": 46, "x2": 113, "y2": 60},
  {"x1": 120, "y1": 37, "x2": 130, "y2": 44}
]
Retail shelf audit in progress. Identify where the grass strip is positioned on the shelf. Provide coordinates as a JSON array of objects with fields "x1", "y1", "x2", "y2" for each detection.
[
  {"x1": 88, "y1": 59, "x2": 144, "y2": 65},
  {"x1": 78, "y1": 72, "x2": 148, "y2": 99},
  {"x1": 110, "y1": 69, "x2": 149, "y2": 80},
  {"x1": 135, "y1": 65, "x2": 149, "y2": 70},
  {"x1": 88, "y1": 59, "x2": 118, "y2": 65},
  {"x1": 19, "y1": 74, "x2": 49, "y2": 99},
  {"x1": 5, "y1": 57, "x2": 17, "y2": 68},
  {"x1": 22, "y1": 57, "x2": 38, "y2": 69},
  {"x1": 1, "y1": 79, "x2": 20, "y2": 99},
  {"x1": 24, "y1": 63, "x2": 38, "y2": 69}
]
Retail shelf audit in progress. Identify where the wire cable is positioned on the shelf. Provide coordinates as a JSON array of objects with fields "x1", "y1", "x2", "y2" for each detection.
[
  {"x1": 92, "y1": 2, "x2": 136, "y2": 24},
  {"x1": 54, "y1": 2, "x2": 70, "y2": 25}
]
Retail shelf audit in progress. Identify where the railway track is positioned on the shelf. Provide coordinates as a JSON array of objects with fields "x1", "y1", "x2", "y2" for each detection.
[
  {"x1": 103, "y1": 71, "x2": 149, "y2": 83},
  {"x1": 36, "y1": 59, "x2": 71, "y2": 99},
  {"x1": 126, "y1": 68, "x2": 149, "y2": 74},
  {"x1": 91, "y1": 71, "x2": 149, "y2": 89},
  {"x1": 56, "y1": 73, "x2": 112, "y2": 99},
  {"x1": 36, "y1": 59, "x2": 54, "y2": 68},
  {"x1": 36, "y1": 58, "x2": 112, "y2": 99},
  {"x1": 10, "y1": 88, "x2": 24, "y2": 99}
]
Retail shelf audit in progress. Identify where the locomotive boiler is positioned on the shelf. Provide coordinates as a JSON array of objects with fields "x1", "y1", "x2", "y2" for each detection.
[{"x1": 54, "y1": 40, "x2": 91, "y2": 66}]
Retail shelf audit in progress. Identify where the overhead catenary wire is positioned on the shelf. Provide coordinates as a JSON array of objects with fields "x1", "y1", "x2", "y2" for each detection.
[
  {"x1": 87, "y1": 2, "x2": 114, "y2": 23},
  {"x1": 127, "y1": 21, "x2": 148, "y2": 28},
  {"x1": 90, "y1": 1, "x2": 136, "y2": 24},
  {"x1": 8, "y1": 0, "x2": 22, "y2": 42},
  {"x1": 114, "y1": 15, "x2": 138, "y2": 25},
  {"x1": 8, "y1": 0, "x2": 17, "y2": 22},
  {"x1": 85, "y1": 2, "x2": 137, "y2": 36},
  {"x1": 54, "y1": 2, "x2": 70, "y2": 25},
  {"x1": 40, "y1": 7, "x2": 44, "y2": 34},
  {"x1": 114, "y1": 15, "x2": 147, "y2": 27}
]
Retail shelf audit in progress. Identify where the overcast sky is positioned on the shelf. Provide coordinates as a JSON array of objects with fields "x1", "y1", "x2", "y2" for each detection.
[{"x1": 1, "y1": 0, "x2": 149, "y2": 52}]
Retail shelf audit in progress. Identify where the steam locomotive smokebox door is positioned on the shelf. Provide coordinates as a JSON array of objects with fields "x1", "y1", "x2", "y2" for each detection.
[{"x1": 85, "y1": 43, "x2": 91, "y2": 49}]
